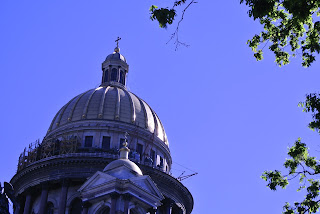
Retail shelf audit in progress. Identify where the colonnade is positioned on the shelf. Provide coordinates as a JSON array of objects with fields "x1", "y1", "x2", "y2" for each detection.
[
  {"x1": 16, "y1": 180, "x2": 70, "y2": 214},
  {"x1": 15, "y1": 182, "x2": 180, "y2": 214}
]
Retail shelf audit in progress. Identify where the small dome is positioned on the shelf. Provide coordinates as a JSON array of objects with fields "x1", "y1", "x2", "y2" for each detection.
[
  {"x1": 47, "y1": 85, "x2": 168, "y2": 145},
  {"x1": 103, "y1": 159, "x2": 143, "y2": 177},
  {"x1": 105, "y1": 52, "x2": 126, "y2": 63}
]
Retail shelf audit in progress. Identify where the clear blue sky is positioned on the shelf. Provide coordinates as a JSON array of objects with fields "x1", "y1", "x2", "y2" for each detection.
[{"x1": 2, "y1": 1, "x2": 320, "y2": 213}]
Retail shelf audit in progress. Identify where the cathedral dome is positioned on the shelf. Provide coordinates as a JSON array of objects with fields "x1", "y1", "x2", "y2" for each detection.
[
  {"x1": 47, "y1": 85, "x2": 168, "y2": 145},
  {"x1": 11, "y1": 44, "x2": 194, "y2": 214}
]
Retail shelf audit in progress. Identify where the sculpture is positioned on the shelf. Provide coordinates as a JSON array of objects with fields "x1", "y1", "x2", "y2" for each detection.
[{"x1": 0, "y1": 182, "x2": 19, "y2": 214}]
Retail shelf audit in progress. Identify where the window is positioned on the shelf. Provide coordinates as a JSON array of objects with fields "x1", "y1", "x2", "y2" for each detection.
[
  {"x1": 102, "y1": 136, "x2": 111, "y2": 150},
  {"x1": 159, "y1": 156, "x2": 164, "y2": 167},
  {"x1": 136, "y1": 143, "x2": 143, "y2": 160},
  {"x1": 120, "y1": 138, "x2": 125, "y2": 148},
  {"x1": 120, "y1": 70, "x2": 125, "y2": 84},
  {"x1": 104, "y1": 69, "x2": 109, "y2": 82},
  {"x1": 111, "y1": 68, "x2": 117, "y2": 81},
  {"x1": 84, "y1": 136, "x2": 93, "y2": 147},
  {"x1": 150, "y1": 150, "x2": 155, "y2": 163}
]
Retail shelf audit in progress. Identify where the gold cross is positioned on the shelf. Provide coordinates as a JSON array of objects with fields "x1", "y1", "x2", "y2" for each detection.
[{"x1": 115, "y1": 37, "x2": 121, "y2": 48}]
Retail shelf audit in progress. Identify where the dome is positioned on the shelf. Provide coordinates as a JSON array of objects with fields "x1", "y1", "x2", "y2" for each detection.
[
  {"x1": 103, "y1": 159, "x2": 143, "y2": 177},
  {"x1": 47, "y1": 85, "x2": 168, "y2": 145},
  {"x1": 105, "y1": 52, "x2": 126, "y2": 63}
]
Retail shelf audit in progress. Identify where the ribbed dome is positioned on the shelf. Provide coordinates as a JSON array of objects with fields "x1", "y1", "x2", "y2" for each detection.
[
  {"x1": 106, "y1": 52, "x2": 126, "y2": 63},
  {"x1": 47, "y1": 85, "x2": 168, "y2": 145}
]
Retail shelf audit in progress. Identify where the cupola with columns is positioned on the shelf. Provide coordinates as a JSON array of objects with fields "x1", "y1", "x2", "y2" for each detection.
[{"x1": 101, "y1": 37, "x2": 129, "y2": 87}]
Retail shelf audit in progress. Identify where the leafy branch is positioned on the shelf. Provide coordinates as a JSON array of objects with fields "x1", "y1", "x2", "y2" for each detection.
[
  {"x1": 299, "y1": 93, "x2": 320, "y2": 133},
  {"x1": 262, "y1": 93, "x2": 320, "y2": 213},
  {"x1": 149, "y1": 0, "x2": 197, "y2": 50},
  {"x1": 240, "y1": 0, "x2": 320, "y2": 67}
]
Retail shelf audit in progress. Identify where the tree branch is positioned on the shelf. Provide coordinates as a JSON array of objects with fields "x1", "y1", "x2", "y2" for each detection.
[{"x1": 167, "y1": 0, "x2": 197, "y2": 50}]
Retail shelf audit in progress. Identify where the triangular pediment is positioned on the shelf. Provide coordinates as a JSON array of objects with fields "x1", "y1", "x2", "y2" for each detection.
[
  {"x1": 129, "y1": 175, "x2": 164, "y2": 200},
  {"x1": 78, "y1": 171, "x2": 116, "y2": 192},
  {"x1": 106, "y1": 165, "x2": 141, "y2": 179}
]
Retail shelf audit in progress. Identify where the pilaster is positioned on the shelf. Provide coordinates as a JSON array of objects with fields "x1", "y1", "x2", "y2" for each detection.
[
  {"x1": 38, "y1": 182, "x2": 49, "y2": 214},
  {"x1": 58, "y1": 179, "x2": 69, "y2": 214},
  {"x1": 23, "y1": 191, "x2": 32, "y2": 214}
]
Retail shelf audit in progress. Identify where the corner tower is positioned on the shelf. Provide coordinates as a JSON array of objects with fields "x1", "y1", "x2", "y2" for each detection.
[{"x1": 11, "y1": 44, "x2": 193, "y2": 214}]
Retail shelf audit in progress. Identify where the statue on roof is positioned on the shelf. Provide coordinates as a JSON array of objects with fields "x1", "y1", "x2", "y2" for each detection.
[{"x1": 0, "y1": 182, "x2": 19, "y2": 214}]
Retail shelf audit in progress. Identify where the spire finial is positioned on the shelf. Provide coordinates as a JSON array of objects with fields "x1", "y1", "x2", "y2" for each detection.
[
  {"x1": 119, "y1": 132, "x2": 130, "y2": 159},
  {"x1": 114, "y1": 37, "x2": 121, "y2": 53}
]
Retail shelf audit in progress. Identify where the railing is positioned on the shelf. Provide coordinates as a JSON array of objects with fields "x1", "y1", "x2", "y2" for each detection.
[
  {"x1": 17, "y1": 137, "x2": 118, "y2": 171},
  {"x1": 17, "y1": 137, "x2": 166, "y2": 173}
]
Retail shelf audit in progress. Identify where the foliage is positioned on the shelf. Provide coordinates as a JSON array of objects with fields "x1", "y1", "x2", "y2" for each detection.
[
  {"x1": 240, "y1": 0, "x2": 320, "y2": 67},
  {"x1": 299, "y1": 93, "x2": 320, "y2": 132},
  {"x1": 149, "y1": 0, "x2": 187, "y2": 29},
  {"x1": 149, "y1": 5, "x2": 176, "y2": 29},
  {"x1": 149, "y1": 0, "x2": 197, "y2": 49},
  {"x1": 262, "y1": 93, "x2": 320, "y2": 213}
]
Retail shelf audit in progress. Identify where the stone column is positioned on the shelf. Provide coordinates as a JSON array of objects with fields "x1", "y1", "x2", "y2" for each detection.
[
  {"x1": 110, "y1": 193, "x2": 119, "y2": 214},
  {"x1": 23, "y1": 192, "x2": 32, "y2": 214},
  {"x1": 165, "y1": 205, "x2": 172, "y2": 214},
  {"x1": 123, "y1": 194, "x2": 131, "y2": 214},
  {"x1": 163, "y1": 199, "x2": 173, "y2": 214},
  {"x1": 38, "y1": 182, "x2": 49, "y2": 214},
  {"x1": 58, "y1": 179, "x2": 69, "y2": 214},
  {"x1": 108, "y1": 65, "x2": 112, "y2": 82},
  {"x1": 102, "y1": 68, "x2": 106, "y2": 83},
  {"x1": 117, "y1": 66, "x2": 121, "y2": 82},
  {"x1": 14, "y1": 203, "x2": 20, "y2": 214}
]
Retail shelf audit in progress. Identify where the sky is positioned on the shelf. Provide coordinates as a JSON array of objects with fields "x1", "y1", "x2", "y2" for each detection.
[{"x1": 2, "y1": 1, "x2": 320, "y2": 214}]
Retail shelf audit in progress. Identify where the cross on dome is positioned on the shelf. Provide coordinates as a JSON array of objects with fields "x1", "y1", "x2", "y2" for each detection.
[{"x1": 114, "y1": 37, "x2": 121, "y2": 53}]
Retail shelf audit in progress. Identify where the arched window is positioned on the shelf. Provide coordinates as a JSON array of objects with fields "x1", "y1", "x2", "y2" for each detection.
[
  {"x1": 119, "y1": 70, "x2": 125, "y2": 84},
  {"x1": 111, "y1": 68, "x2": 118, "y2": 81},
  {"x1": 104, "y1": 69, "x2": 109, "y2": 82},
  {"x1": 46, "y1": 202, "x2": 54, "y2": 214},
  {"x1": 70, "y1": 198, "x2": 82, "y2": 214}
]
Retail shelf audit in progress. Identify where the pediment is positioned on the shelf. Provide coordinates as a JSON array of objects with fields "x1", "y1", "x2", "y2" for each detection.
[
  {"x1": 129, "y1": 175, "x2": 164, "y2": 200},
  {"x1": 78, "y1": 171, "x2": 116, "y2": 192},
  {"x1": 106, "y1": 165, "x2": 140, "y2": 179}
]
